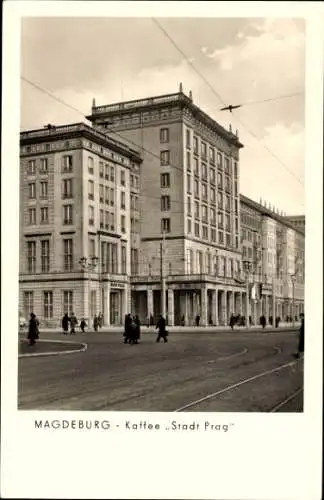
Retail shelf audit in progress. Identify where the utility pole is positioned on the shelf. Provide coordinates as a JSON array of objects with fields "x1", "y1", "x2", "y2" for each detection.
[
  {"x1": 243, "y1": 260, "x2": 252, "y2": 329},
  {"x1": 160, "y1": 231, "x2": 166, "y2": 318},
  {"x1": 291, "y1": 274, "x2": 296, "y2": 327}
]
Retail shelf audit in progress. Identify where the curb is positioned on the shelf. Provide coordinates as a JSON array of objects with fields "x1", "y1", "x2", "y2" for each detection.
[{"x1": 19, "y1": 339, "x2": 88, "y2": 358}]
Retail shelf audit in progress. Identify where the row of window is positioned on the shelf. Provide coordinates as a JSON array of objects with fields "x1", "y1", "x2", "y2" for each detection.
[
  {"x1": 186, "y1": 219, "x2": 239, "y2": 248},
  {"x1": 187, "y1": 194, "x2": 238, "y2": 214},
  {"x1": 186, "y1": 249, "x2": 241, "y2": 278},
  {"x1": 26, "y1": 158, "x2": 49, "y2": 175},
  {"x1": 27, "y1": 206, "x2": 49, "y2": 225},
  {"x1": 187, "y1": 173, "x2": 237, "y2": 196}
]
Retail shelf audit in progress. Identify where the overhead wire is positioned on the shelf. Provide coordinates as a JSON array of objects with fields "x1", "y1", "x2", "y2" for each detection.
[{"x1": 151, "y1": 18, "x2": 305, "y2": 190}]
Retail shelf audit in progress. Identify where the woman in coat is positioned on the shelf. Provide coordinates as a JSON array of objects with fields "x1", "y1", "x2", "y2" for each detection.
[{"x1": 27, "y1": 313, "x2": 38, "y2": 346}]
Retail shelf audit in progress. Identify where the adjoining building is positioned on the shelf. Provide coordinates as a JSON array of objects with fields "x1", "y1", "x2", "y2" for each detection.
[
  {"x1": 87, "y1": 84, "x2": 246, "y2": 326},
  {"x1": 19, "y1": 86, "x2": 305, "y2": 327},
  {"x1": 19, "y1": 123, "x2": 142, "y2": 327}
]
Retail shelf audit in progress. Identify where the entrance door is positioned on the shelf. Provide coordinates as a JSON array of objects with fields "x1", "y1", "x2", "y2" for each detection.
[{"x1": 110, "y1": 292, "x2": 121, "y2": 325}]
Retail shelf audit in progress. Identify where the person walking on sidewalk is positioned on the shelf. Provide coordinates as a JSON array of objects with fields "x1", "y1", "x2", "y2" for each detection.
[
  {"x1": 260, "y1": 315, "x2": 266, "y2": 329},
  {"x1": 62, "y1": 313, "x2": 70, "y2": 335},
  {"x1": 294, "y1": 313, "x2": 304, "y2": 358},
  {"x1": 156, "y1": 314, "x2": 168, "y2": 343},
  {"x1": 80, "y1": 318, "x2": 87, "y2": 333},
  {"x1": 70, "y1": 313, "x2": 78, "y2": 334},
  {"x1": 27, "y1": 313, "x2": 39, "y2": 346},
  {"x1": 93, "y1": 314, "x2": 99, "y2": 332},
  {"x1": 229, "y1": 313, "x2": 236, "y2": 330}
]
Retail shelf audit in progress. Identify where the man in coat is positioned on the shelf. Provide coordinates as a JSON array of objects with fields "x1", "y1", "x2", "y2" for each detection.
[
  {"x1": 27, "y1": 313, "x2": 38, "y2": 346},
  {"x1": 156, "y1": 314, "x2": 168, "y2": 343}
]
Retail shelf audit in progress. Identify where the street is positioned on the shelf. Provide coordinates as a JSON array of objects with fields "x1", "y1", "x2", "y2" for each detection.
[{"x1": 18, "y1": 328, "x2": 303, "y2": 412}]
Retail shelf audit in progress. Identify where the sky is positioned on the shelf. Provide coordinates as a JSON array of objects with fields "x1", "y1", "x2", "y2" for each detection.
[{"x1": 20, "y1": 17, "x2": 305, "y2": 215}]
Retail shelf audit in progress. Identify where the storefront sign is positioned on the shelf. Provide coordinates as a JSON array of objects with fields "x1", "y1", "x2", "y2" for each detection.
[{"x1": 110, "y1": 282, "x2": 125, "y2": 289}]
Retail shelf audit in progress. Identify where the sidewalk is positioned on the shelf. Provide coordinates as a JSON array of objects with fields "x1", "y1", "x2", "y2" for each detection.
[{"x1": 19, "y1": 322, "x2": 300, "y2": 335}]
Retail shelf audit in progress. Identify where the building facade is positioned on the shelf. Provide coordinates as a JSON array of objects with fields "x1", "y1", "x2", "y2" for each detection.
[
  {"x1": 88, "y1": 86, "x2": 247, "y2": 326},
  {"x1": 19, "y1": 88, "x2": 305, "y2": 327},
  {"x1": 240, "y1": 195, "x2": 305, "y2": 324},
  {"x1": 19, "y1": 123, "x2": 142, "y2": 326}
]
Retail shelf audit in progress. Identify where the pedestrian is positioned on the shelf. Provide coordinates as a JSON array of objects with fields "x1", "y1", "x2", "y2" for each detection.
[
  {"x1": 93, "y1": 314, "x2": 99, "y2": 332},
  {"x1": 195, "y1": 314, "x2": 200, "y2": 327},
  {"x1": 62, "y1": 313, "x2": 70, "y2": 335},
  {"x1": 229, "y1": 313, "x2": 236, "y2": 330},
  {"x1": 80, "y1": 318, "x2": 87, "y2": 333},
  {"x1": 27, "y1": 312, "x2": 39, "y2": 346},
  {"x1": 260, "y1": 315, "x2": 266, "y2": 329},
  {"x1": 134, "y1": 315, "x2": 141, "y2": 343},
  {"x1": 275, "y1": 316, "x2": 280, "y2": 328},
  {"x1": 70, "y1": 312, "x2": 78, "y2": 334},
  {"x1": 98, "y1": 312, "x2": 103, "y2": 328},
  {"x1": 156, "y1": 314, "x2": 168, "y2": 343},
  {"x1": 149, "y1": 313, "x2": 154, "y2": 326},
  {"x1": 294, "y1": 313, "x2": 304, "y2": 358},
  {"x1": 124, "y1": 313, "x2": 132, "y2": 343}
]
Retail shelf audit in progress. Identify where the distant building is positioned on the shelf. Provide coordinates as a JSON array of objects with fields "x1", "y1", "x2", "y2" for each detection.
[
  {"x1": 19, "y1": 123, "x2": 142, "y2": 326},
  {"x1": 283, "y1": 215, "x2": 305, "y2": 234},
  {"x1": 240, "y1": 195, "x2": 305, "y2": 323}
]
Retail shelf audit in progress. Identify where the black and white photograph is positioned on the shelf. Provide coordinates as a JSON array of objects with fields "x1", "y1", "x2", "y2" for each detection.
[
  {"x1": 18, "y1": 15, "x2": 306, "y2": 413},
  {"x1": 1, "y1": 2, "x2": 323, "y2": 499}
]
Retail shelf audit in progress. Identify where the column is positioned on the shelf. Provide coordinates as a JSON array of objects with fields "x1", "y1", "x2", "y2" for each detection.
[
  {"x1": 229, "y1": 290, "x2": 235, "y2": 316},
  {"x1": 103, "y1": 283, "x2": 110, "y2": 326},
  {"x1": 212, "y1": 288, "x2": 218, "y2": 326},
  {"x1": 265, "y1": 295, "x2": 269, "y2": 322},
  {"x1": 252, "y1": 300, "x2": 257, "y2": 326},
  {"x1": 121, "y1": 287, "x2": 127, "y2": 321},
  {"x1": 167, "y1": 289, "x2": 174, "y2": 326},
  {"x1": 184, "y1": 292, "x2": 189, "y2": 326},
  {"x1": 220, "y1": 290, "x2": 226, "y2": 326},
  {"x1": 147, "y1": 289, "x2": 153, "y2": 320},
  {"x1": 239, "y1": 292, "x2": 243, "y2": 316},
  {"x1": 201, "y1": 286, "x2": 208, "y2": 326}
]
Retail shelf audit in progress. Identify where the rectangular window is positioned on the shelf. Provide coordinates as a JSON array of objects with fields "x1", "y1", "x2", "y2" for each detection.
[
  {"x1": 187, "y1": 174, "x2": 192, "y2": 193},
  {"x1": 99, "y1": 184, "x2": 104, "y2": 203},
  {"x1": 28, "y1": 183, "x2": 36, "y2": 199},
  {"x1": 63, "y1": 205, "x2": 73, "y2": 225},
  {"x1": 217, "y1": 152, "x2": 223, "y2": 168},
  {"x1": 62, "y1": 178, "x2": 73, "y2": 199},
  {"x1": 194, "y1": 222, "x2": 200, "y2": 237},
  {"x1": 110, "y1": 212, "x2": 115, "y2": 231},
  {"x1": 27, "y1": 160, "x2": 36, "y2": 175},
  {"x1": 202, "y1": 163, "x2": 207, "y2": 180},
  {"x1": 202, "y1": 225, "x2": 208, "y2": 240},
  {"x1": 161, "y1": 195, "x2": 170, "y2": 211},
  {"x1": 62, "y1": 155, "x2": 73, "y2": 172},
  {"x1": 43, "y1": 291, "x2": 53, "y2": 319},
  {"x1": 88, "y1": 180, "x2": 94, "y2": 200},
  {"x1": 23, "y1": 291, "x2": 34, "y2": 319},
  {"x1": 160, "y1": 150, "x2": 170, "y2": 166},
  {"x1": 105, "y1": 210, "x2": 109, "y2": 229},
  {"x1": 121, "y1": 191, "x2": 126, "y2": 210},
  {"x1": 211, "y1": 228, "x2": 216, "y2": 242},
  {"x1": 210, "y1": 208, "x2": 216, "y2": 226},
  {"x1": 99, "y1": 161, "x2": 104, "y2": 178},
  {"x1": 225, "y1": 157, "x2": 230, "y2": 173},
  {"x1": 194, "y1": 179, "x2": 199, "y2": 198},
  {"x1": 88, "y1": 205, "x2": 94, "y2": 226},
  {"x1": 186, "y1": 129, "x2": 191, "y2": 148},
  {"x1": 110, "y1": 165, "x2": 115, "y2": 182},
  {"x1": 40, "y1": 206, "x2": 49, "y2": 224},
  {"x1": 226, "y1": 233, "x2": 231, "y2": 247},
  {"x1": 209, "y1": 147, "x2": 215, "y2": 164},
  {"x1": 202, "y1": 205, "x2": 208, "y2": 223},
  {"x1": 121, "y1": 215, "x2": 126, "y2": 233},
  {"x1": 187, "y1": 196, "x2": 192, "y2": 215},
  {"x1": 218, "y1": 211, "x2": 224, "y2": 227},
  {"x1": 210, "y1": 187, "x2": 216, "y2": 204},
  {"x1": 63, "y1": 239, "x2": 73, "y2": 271},
  {"x1": 234, "y1": 161, "x2": 238, "y2": 177},
  {"x1": 110, "y1": 188, "x2": 115, "y2": 206},
  {"x1": 161, "y1": 173, "x2": 170, "y2": 188},
  {"x1": 217, "y1": 172, "x2": 223, "y2": 188},
  {"x1": 194, "y1": 201, "x2": 200, "y2": 219},
  {"x1": 40, "y1": 158, "x2": 48, "y2": 173},
  {"x1": 202, "y1": 183, "x2": 207, "y2": 200},
  {"x1": 161, "y1": 218, "x2": 170, "y2": 233},
  {"x1": 225, "y1": 194, "x2": 231, "y2": 212},
  {"x1": 225, "y1": 176, "x2": 231, "y2": 193},
  {"x1": 28, "y1": 208, "x2": 36, "y2": 225},
  {"x1": 131, "y1": 248, "x2": 139, "y2": 275},
  {"x1": 218, "y1": 231, "x2": 224, "y2": 244},
  {"x1": 41, "y1": 239, "x2": 50, "y2": 273},
  {"x1": 201, "y1": 142, "x2": 207, "y2": 160},
  {"x1": 88, "y1": 157, "x2": 94, "y2": 174},
  {"x1": 27, "y1": 241, "x2": 36, "y2": 273},
  {"x1": 187, "y1": 218, "x2": 192, "y2": 234},
  {"x1": 194, "y1": 158, "x2": 199, "y2": 176},
  {"x1": 234, "y1": 181, "x2": 238, "y2": 196},
  {"x1": 111, "y1": 243, "x2": 118, "y2": 273},
  {"x1": 120, "y1": 169, "x2": 126, "y2": 186},
  {"x1": 63, "y1": 291, "x2": 73, "y2": 315},
  {"x1": 218, "y1": 192, "x2": 223, "y2": 209},
  {"x1": 193, "y1": 136, "x2": 198, "y2": 154},
  {"x1": 160, "y1": 128, "x2": 169, "y2": 143},
  {"x1": 186, "y1": 151, "x2": 191, "y2": 171},
  {"x1": 121, "y1": 245, "x2": 127, "y2": 274},
  {"x1": 225, "y1": 214, "x2": 231, "y2": 231},
  {"x1": 100, "y1": 209, "x2": 104, "y2": 228},
  {"x1": 235, "y1": 199, "x2": 238, "y2": 214},
  {"x1": 105, "y1": 186, "x2": 109, "y2": 204}
]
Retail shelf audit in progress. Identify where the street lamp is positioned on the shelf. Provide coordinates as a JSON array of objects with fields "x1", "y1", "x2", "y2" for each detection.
[
  {"x1": 290, "y1": 274, "x2": 296, "y2": 327},
  {"x1": 79, "y1": 256, "x2": 99, "y2": 326},
  {"x1": 243, "y1": 260, "x2": 253, "y2": 329}
]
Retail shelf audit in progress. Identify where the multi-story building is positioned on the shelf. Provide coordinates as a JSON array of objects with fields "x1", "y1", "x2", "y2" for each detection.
[
  {"x1": 19, "y1": 123, "x2": 142, "y2": 326},
  {"x1": 240, "y1": 195, "x2": 305, "y2": 324},
  {"x1": 87, "y1": 85, "x2": 246, "y2": 326},
  {"x1": 283, "y1": 215, "x2": 305, "y2": 234}
]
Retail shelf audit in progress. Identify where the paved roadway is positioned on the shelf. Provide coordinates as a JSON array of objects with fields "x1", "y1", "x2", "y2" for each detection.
[{"x1": 18, "y1": 328, "x2": 304, "y2": 412}]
